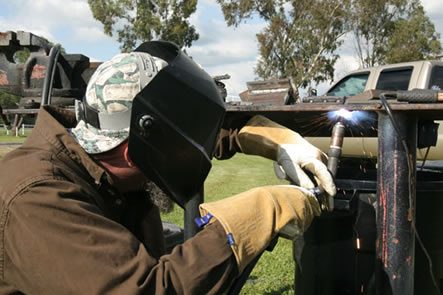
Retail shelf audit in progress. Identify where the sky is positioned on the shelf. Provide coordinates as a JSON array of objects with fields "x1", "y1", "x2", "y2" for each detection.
[{"x1": 1, "y1": 0, "x2": 442, "y2": 99}]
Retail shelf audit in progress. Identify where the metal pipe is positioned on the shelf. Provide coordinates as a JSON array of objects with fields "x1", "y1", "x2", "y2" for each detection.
[
  {"x1": 326, "y1": 120, "x2": 345, "y2": 211},
  {"x1": 376, "y1": 112, "x2": 417, "y2": 295},
  {"x1": 327, "y1": 120, "x2": 345, "y2": 176}
]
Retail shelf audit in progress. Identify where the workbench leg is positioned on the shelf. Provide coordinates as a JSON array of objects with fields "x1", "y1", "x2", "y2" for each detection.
[
  {"x1": 184, "y1": 187, "x2": 204, "y2": 240},
  {"x1": 376, "y1": 112, "x2": 417, "y2": 295}
]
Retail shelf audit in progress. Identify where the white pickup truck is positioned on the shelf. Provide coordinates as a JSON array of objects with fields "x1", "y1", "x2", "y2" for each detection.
[{"x1": 306, "y1": 60, "x2": 443, "y2": 160}]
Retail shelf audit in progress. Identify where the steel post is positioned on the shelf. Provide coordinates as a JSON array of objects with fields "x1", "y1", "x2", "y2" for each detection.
[
  {"x1": 184, "y1": 187, "x2": 204, "y2": 240},
  {"x1": 376, "y1": 112, "x2": 416, "y2": 295}
]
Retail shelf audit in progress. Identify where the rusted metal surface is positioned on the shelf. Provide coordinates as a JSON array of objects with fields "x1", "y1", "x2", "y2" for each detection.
[
  {"x1": 376, "y1": 112, "x2": 416, "y2": 295},
  {"x1": 240, "y1": 78, "x2": 296, "y2": 105},
  {"x1": 0, "y1": 69, "x2": 8, "y2": 84},
  {"x1": 226, "y1": 102, "x2": 443, "y2": 113},
  {"x1": 0, "y1": 31, "x2": 98, "y2": 104},
  {"x1": 225, "y1": 103, "x2": 443, "y2": 139},
  {"x1": 242, "y1": 91, "x2": 289, "y2": 106},
  {"x1": 2, "y1": 108, "x2": 40, "y2": 115},
  {"x1": 0, "y1": 31, "x2": 50, "y2": 59}
]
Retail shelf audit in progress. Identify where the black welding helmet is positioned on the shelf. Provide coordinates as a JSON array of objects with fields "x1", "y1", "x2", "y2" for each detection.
[{"x1": 128, "y1": 41, "x2": 226, "y2": 208}]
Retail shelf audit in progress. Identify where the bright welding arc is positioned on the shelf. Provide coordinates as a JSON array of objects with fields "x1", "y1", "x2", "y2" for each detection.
[{"x1": 327, "y1": 109, "x2": 371, "y2": 125}]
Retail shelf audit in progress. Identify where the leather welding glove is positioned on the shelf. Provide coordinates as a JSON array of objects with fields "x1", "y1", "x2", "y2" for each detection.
[
  {"x1": 238, "y1": 115, "x2": 336, "y2": 197},
  {"x1": 199, "y1": 185, "x2": 321, "y2": 273}
]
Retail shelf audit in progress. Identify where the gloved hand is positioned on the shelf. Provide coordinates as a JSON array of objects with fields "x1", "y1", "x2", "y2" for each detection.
[
  {"x1": 199, "y1": 185, "x2": 320, "y2": 273},
  {"x1": 237, "y1": 115, "x2": 336, "y2": 197}
]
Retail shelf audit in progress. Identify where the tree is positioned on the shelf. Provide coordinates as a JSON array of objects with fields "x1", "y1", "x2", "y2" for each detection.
[
  {"x1": 216, "y1": 0, "x2": 278, "y2": 26},
  {"x1": 385, "y1": 2, "x2": 442, "y2": 63},
  {"x1": 88, "y1": 0, "x2": 199, "y2": 52},
  {"x1": 0, "y1": 92, "x2": 19, "y2": 109},
  {"x1": 15, "y1": 48, "x2": 31, "y2": 64},
  {"x1": 351, "y1": 0, "x2": 441, "y2": 67},
  {"x1": 217, "y1": 0, "x2": 350, "y2": 89},
  {"x1": 351, "y1": 0, "x2": 408, "y2": 67}
]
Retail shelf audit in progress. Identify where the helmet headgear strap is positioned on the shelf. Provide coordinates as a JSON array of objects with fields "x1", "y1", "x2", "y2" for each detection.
[{"x1": 82, "y1": 99, "x2": 132, "y2": 130}]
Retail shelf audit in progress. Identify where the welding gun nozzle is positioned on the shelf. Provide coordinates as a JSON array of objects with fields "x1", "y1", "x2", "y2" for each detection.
[
  {"x1": 327, "y1": 121, "x2": 345, "y2": 176},
  {"x1": 323, "y1": 121, "x2": 346, "y2": 212}
]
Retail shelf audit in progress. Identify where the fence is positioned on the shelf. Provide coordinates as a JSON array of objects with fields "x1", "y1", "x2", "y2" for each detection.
[{"x1": 0, "y1": 124, "x2": 34, "y2": 137}]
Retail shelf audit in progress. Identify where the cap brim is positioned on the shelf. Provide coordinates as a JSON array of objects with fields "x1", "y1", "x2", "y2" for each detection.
[{"x1": 69, "y1": 120, "x2": 129, "y2": 154}]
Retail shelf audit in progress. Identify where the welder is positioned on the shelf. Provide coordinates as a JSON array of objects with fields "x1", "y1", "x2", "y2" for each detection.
[{"x1": 0, "y1": 41, "x2": 335, "y2": 294}]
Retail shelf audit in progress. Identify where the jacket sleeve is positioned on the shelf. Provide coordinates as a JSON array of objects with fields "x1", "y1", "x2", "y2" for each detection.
[
  {"x1": 214, "y1": 115, "x2": 251, "y2": 160},
  {"x1": 1, "y1": 179, "x2": 238, "y2": 295},
  {"x1": 214, "y1": 127, "x2": 242, "y2": 160}
]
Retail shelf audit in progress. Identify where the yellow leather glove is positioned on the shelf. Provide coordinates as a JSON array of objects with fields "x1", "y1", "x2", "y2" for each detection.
[
  {"x1": 199, "y1": 185, "x2": 320, "y2": 273},
  {"x1": 238, "y1": 115, "x2": 336, "y2": 197}
]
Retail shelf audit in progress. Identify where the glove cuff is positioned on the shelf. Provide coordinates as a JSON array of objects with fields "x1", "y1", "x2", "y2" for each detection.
[{"x1": 199, "y1": 186, "x2": 314, "y2": 273}]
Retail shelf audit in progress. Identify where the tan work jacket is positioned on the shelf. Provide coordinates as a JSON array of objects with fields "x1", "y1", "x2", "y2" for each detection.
[{"x1": 0, "y1": 106, "x2": 237, "y2": 294}]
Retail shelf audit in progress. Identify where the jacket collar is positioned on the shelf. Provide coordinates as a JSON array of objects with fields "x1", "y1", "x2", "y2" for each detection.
[{"x1": 31, "y1": 106, "x2": 108, "y2": 185}]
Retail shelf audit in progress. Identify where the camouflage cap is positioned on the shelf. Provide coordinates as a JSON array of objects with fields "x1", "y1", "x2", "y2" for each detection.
[{"x1": 69, "y1": 52, "x2": 167, "y2": 154}]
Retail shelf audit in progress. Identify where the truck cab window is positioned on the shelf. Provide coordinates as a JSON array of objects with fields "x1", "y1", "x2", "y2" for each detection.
[
  {"x1": 327, "y1": 72, "x2": 369, "y2": 96},
  {"x1": 376, "y1": 67, "x2": 412, "y2": 91},
  {"x1": 430, "y1": 66, "x2": 443, "y2": 90}
]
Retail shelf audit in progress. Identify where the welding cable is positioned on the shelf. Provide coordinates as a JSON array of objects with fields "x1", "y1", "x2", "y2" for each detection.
[
  {"x1": 46, "y1": 46, "x2": 61, "y2": 105},
  {"x1": 379, "y1": 94, "x2": 406, "y2": 143},
  {"x1": 41, "y1": 45, "x2": 61, "y2": 106},
  {"x1": 420, "y1": 147, "x2": 431, "y2": 171},
  {"x1": 380, "y1": 93, "x2": 442, "y2": 295}
]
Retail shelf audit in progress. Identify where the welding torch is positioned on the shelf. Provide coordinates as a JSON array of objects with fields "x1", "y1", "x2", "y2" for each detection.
[
  {"x1": 230, "y1": 124, "x2": 348, "y2": 293},
  {"x1": 310, "y1": 120, "x2": 345, "y2": 212},
  {"x1": 273, "y1": 118, "x2": 346, "y2": 212},
  {"x1": 231, "y1": 118, "x2": 347, "y2": 295}
]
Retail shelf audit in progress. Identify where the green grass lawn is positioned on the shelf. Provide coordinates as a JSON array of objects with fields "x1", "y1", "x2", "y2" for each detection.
[
  {"x1": 0, "y1": 130, "x2": 30, "y2": 142},
  {"x1": 0, "y1": 132, "x2": 28, "y2": 158},
  {"x1": 161, "y1": 154, "x2": 296, "y2": 294}
]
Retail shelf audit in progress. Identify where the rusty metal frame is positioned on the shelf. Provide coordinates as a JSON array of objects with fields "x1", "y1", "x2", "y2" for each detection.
[
  {"x1": 376, "y1": 112, "x2": 416, "y2": 295},
  {"x1": 0, "y1": 31, "x2": 97, "y2": 104}
]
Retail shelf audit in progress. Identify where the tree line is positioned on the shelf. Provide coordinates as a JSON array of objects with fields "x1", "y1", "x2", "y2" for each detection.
[{"x1": 88, "y1": 0, "x2": 442, "y2": 91}]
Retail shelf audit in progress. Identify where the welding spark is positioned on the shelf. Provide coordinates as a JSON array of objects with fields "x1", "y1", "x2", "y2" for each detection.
[{"x1": 327, "y1": 109, "x2": 371, "y2": 125}]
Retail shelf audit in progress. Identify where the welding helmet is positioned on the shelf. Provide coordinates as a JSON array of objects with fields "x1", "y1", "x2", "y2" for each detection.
[
  {"x1": 71, "y1": 41, "x2": 226, "y2": 207},
  {"x1": 129, "y1": 41, "x2": 226, "y2": 207}
]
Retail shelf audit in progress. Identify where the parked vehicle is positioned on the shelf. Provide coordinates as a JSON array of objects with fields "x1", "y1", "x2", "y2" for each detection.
[{"x1": 306, "y1": 60, "x2": 443, "y2": 160}]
